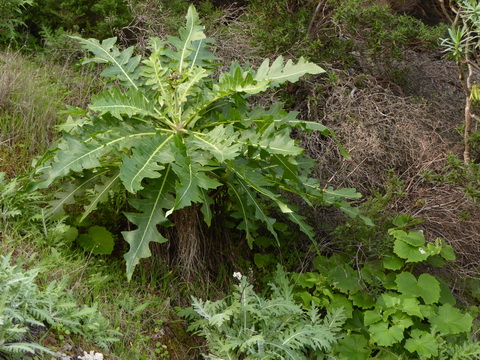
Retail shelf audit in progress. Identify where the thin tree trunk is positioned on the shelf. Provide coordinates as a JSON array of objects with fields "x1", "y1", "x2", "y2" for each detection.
[{"x1": 464, "y1": 94, "x2": 472, "y2": 164}]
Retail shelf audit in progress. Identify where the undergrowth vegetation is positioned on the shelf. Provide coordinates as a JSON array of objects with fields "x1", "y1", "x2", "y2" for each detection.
[
  {"x1": 0, "y1": 253, "x2": 119, "y2": 359},
  {"x1": 0, "y1": 0, "x2": 479, "y2": 359},
  {"x1": 0, "y1": 51, "x2": 99, "y2": 176}
]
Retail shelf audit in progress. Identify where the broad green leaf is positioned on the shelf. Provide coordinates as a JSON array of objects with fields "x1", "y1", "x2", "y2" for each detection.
[
  {"x1": 378, "y1": 293, "x2": 401, "y2": 311},
  {"x1": 165, "y1": 5, "x2": 206, "y2": 71},
  {"x1": 399, "y1": 296, "x2": 424, "y2": 318},
  {"x1": 359, "y1": 261, "x2": 386, "y2": 285},
  {"x1": 231, "y1": 172, "x2": 278, "y2": 245},
  {"x1": 55, "y1": 114, "x2": 86, "y2": 133},
  {"x1": 48, "y1": 171, "x2": 108, "y2": 215},
  {"x1": 177, "y1": 67, "x2": 208, "y2": 104},
  {"x1": 390, "y1": 229, "x2": 425, "y2": 246},
  {"x1": 40, "y1": 130, "x2": 155, "y2": 188},
  {"x1": 369, "y1": 321, "x2": 404, "y2": 346},
  {"x1": 440, "y1": 244, "x2": 456, "y2": 261},
  {"x1": 73, "y1": 36, "x2": 142, "y2": 89},
  {"x1": 119, "y1": 134, "x2": 175, "y2": 193},
  {"x1": 229, "y1": 161, "x2": 313, "y2": 239},
  {"x1": 141, "y1": 39, "x2": 171, "y2": 105},
  {"x1": 181, "y1": 66, "x2": 268, "y2": 126},
  {"x1": 312, "y1": 255, "x2": 330, "y2": 273},
  {"x1": 254, "y1": 253, "x2": 276, "y2": 269},
  {"x1": 270, "y1": 154, "x2": 301, "y2": 184},
  {"x1": 199, "y1": 188, "x2": 214, "y2": 226},
  {"x1": 80, "y1": 170, "x2": 121, "y2": 222},
  {"x1": 438, "y1": 279, "x2": 456, "y2": 305},
  {"x1": 336, "y1": 334, "x2": 370, "y2": 360},
  {"x1": 393, "y1": 239, "x2": 430, "y2": 263},
  {"x1": 395, "y1": 272, "x2": 440, "y2": 305},
  {"x1": 428, "y1": 304, "x2": 473, "y2": 335},
  {"x1": 328, "y1": 265, "x2": 361, "y2": 294},
  {"x1": 392, "y1": 214, "x2": 412, "y2": 228},
  {"x1": 62, "y1": 226, "x2": 78, "y2": 245},
  {"x1": 390, "y1": 311, "x2": 413, "y2": 329},
  {"x1": 302, "y1": 120, "x2": 330, "y2": 133},
  {"x1": 41, "y1": 136, "x2": 102, "y2": 187},
  {"x1": 286, "y1": 212, "x2": 315, "y2": 239},
  {"x1": 383, "y1": 255, "x2": 404, "y2": 270},
  {"x1": 404, "y1": 329, "x2": 438, "y2": 358},
  {"x1": 222, "y1": 63, "x2": 270, "y2": 94},
  {"x1": 189, "y1": 38, "x2": 218, "y2": 67},
  {"x1": 189, "y1": 125, "x2": 241, "y2": 162},
  {"x1": 122, "y1": 169, "x2": 175, "y2": 280},
  {"x1": 170, "y1": 160, "x2": 221, "y2": 214},
  {"x1": 426, "y1": 255, "x2": 446, "y2": 268},
  {"x1": 232, "y1": 181, "x2": 303, "y2": 239},
  {"x1": 349, "y1": 292, "x2": 375, "y2": 309},
  {"x1": 77, "y1": 226, "x2": 115, "y2": 255},
  {"x1": 90, "y1": 87, "x2": 157, "y2": 120},
  {"x1": 228, "y1": 182, "x2": 256, "y2": 245},
  {"x1": 253, "y1": 127, "x2": 303, "y2": 156},
  {"x1": 255, "y1": 56, "x2": 325, "y2": 87},
  {"x1": 322, "y1": 186, "x2": 363, "y2": 201},
  {"x1": 364, "y1": 309, "x2": 382, "y2": 326}
]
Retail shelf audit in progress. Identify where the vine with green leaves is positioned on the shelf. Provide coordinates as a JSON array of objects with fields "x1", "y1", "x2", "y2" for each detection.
[{"x1": 292, "y1": 221, "x2": 478, "y2": 359}]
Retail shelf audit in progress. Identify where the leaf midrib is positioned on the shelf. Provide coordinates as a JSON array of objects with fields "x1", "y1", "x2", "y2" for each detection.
[{"x1": 128, "y1": 134, "x2": 174, "y2": 191}]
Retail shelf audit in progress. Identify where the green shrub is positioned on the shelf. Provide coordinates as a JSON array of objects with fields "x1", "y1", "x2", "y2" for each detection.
[
  {"x1": 240, "y1": 0, "x2": 446, "y2": 69},
  {"x1": 24, "y1": 0, "x2": 132, "y2": 41},
  {"x1": 243, "y1": 0, "x2": 317, "y2": 56},
  {"x1": 180, "y1": 266, "x2": 346, "y2": 359},
  {"x1": 0, "y1": 0, "x2": 32, "y2": 44},
  {"x1": 32, "y1": 5, "x2": 369, "y2": 280},
  {"x1": 332, "y1": 0, "x2": 445, "y2": 53}
]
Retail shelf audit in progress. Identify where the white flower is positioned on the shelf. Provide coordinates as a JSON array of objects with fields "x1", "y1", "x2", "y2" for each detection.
[
  {"x1": 78, "y1": 351, "x2": 104, "y2": 360},
  {"x1": 419, "y1": 247, "x2": 426, "y2": 255},
  {"x1": 233, "y1": 272, "x2": 242, "y2": 281}
]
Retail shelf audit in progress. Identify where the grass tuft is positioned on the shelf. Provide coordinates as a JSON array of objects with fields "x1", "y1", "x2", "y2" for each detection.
[{"x1": 0, "y1": 50, "x2": 99, "y2": 177}]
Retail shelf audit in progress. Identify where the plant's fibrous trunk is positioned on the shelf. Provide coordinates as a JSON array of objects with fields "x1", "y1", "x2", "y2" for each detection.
[
  {"x1": 172, "y1": 206, "x2": 206, "y2": 280},
  {"x1": 152, "y1": 202, "x2": 233, "y2": 282}
]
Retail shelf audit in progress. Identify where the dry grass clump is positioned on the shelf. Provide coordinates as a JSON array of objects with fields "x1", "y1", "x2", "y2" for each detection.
[
  {"x1": 209, "y1": 4, "x2": 264, "y2": 70},
  {"x1": 116, "y1": 1, "x2": 173, "y2": 52},
  {"x1": 0, "y1": 50, "x2": 98, "y2": 177},
  {"x1": 401, "y1": 183, "x2": 480, "y2": 276},
  {"x1": 391, "y1": 181, "x2": 480, "y2": 303},
  {"x1": 297, "y1": 72, "x2": 462, "y2": 194}
]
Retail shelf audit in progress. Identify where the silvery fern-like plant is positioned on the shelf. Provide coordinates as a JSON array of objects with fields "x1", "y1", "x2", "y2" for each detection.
[
  {"x1": 0, "y1": 254, "x2": 119, "y2": 358},
  {"x1": 179, "y1": 266, "x2": 345, "y2": 360},
  {"x1": 33, "y1": 5, "x2": 367, "y2": 280}
]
